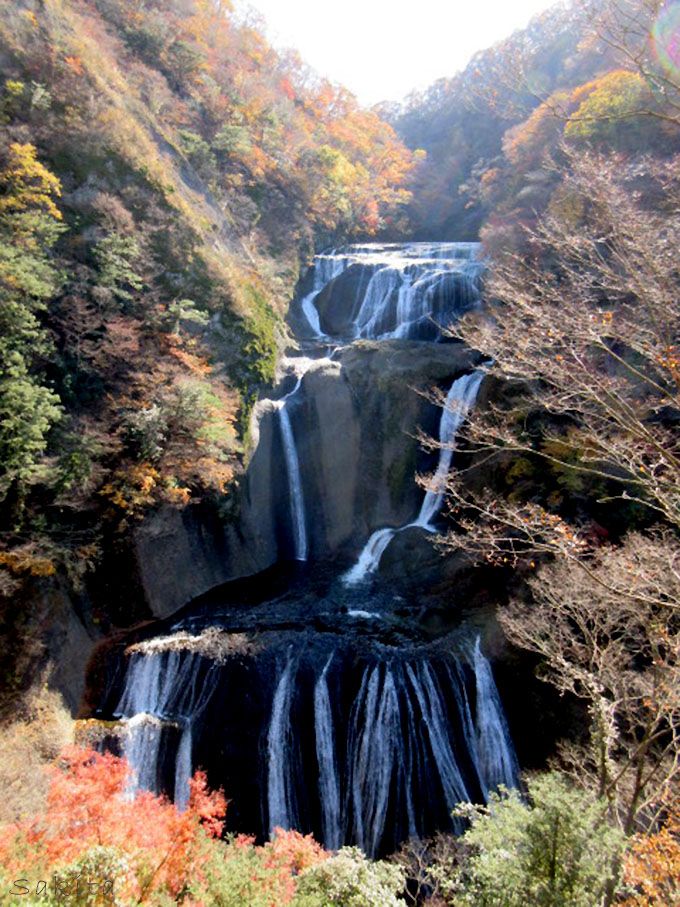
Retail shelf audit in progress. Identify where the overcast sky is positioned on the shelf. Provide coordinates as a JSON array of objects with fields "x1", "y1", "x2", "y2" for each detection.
[{"x1": 235, "y1": 0, "x2": 557, "y2": 105}]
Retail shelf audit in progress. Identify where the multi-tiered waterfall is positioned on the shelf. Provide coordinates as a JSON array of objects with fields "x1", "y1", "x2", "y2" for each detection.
[
  {"x1": 296, "y1": 242, "x2": 483, "y2": 341},
  {"x1": 94, "y1": 242, "x2": 519, "y2": 856}
]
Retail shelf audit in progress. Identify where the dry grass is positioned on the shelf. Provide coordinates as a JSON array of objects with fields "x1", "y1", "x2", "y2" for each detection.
[
  {"x1": 127, "y1": 628, "x2": 257, "y2": 663},
  {"x1": 0, "y1": 684, "x2": 74, "y2": 824}
]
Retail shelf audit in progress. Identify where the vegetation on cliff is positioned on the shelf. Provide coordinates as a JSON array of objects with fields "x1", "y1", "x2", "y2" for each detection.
[
  {"x1": 406, "y1": 0, "x2": 680, "y2": 900},
  {"x1": 0, "y1": 0, "x2": 417, "y2": 698}
]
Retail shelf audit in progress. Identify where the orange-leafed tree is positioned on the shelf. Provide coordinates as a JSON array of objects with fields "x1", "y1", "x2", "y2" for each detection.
[{"x1": 622, "y1": 805, "x2": 680, "y2": 906}]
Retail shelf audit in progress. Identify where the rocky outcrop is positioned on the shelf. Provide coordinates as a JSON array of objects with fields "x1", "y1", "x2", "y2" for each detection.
[
  {"x1": 38, "y1": 583, "x2": 97, "y2": 715},
  {"x1": 314, "y1": 264, "x2": 373, "y2": 336},
  {"x1": 240, "y1": 339, "x2": 479, "y2": 562}
]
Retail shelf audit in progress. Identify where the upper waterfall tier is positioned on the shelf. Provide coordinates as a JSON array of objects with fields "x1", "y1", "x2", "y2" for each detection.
[{"x1": 294, "y1": 242, "x2": 483, "y2": 342}]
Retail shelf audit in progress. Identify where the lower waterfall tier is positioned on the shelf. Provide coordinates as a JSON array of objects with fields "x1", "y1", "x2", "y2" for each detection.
[{"x1": 94, "y1": 609, "x2": 518, "y2": 858}]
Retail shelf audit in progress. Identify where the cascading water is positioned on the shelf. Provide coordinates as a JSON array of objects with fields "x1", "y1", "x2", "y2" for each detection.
[
  {"x1": 342, "y1": 369, "x2": 484, "y2": 586},
  {"x1": 94, "y1": 239, "x2": 523, "y2": 858},
  {"x1": 414, "y1": 370, "x2": 485, "y2": 529},
  {"x1": 298, "y1": 242, "x2": 483, "y2": 341},
  {"x1": 315, "y1": 654, "x2": 342, "y2": 851},
  {"x1": 101, "y1": 633, "x2": 517, "y2": 857},
  {"x1": 114, "y1": 647, "x2": 217, "y2": 808},
  {"x1": 298, "y1": 252, "x2": 354, "y2": 338},
  {"x1": 471, "y1": 637, "x2": 520, "y2": 796},
  {"x1": 267, "y1": 654, "x2": 298, "y2": 832},
  {"x1": 276, "y1": 377, "x2": 308, "y2": 562}
]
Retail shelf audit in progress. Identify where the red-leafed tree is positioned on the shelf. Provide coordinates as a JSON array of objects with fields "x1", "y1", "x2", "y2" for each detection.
[{"x1": 0, "y1": 747, "x2": 226, "y2": 902}]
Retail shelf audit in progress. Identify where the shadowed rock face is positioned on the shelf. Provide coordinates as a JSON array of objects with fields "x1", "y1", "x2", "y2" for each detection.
[{"x1": 314, "y1": 263, "x2": 373, "y2": 336}]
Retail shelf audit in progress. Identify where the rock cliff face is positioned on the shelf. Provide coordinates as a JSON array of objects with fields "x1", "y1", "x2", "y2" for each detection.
[{"x1": 131, "y1": 340, "x2": 477, "y2": 619}]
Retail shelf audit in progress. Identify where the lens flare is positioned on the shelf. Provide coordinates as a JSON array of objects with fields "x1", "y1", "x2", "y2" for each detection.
[{"x1": 652, "y1": 2, "x2": 680, "y2": 77}]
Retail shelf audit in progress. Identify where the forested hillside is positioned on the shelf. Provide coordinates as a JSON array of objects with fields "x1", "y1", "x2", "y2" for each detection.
[
  {"x1": 0, "y1": 0, "x2": 416, "y2": 691},
  {"x1": 390, "y1": 0, "x2": 679, "y2": 239},
  {"x1": 0, "y1": 0, "x2": 678, "y2": 904}
]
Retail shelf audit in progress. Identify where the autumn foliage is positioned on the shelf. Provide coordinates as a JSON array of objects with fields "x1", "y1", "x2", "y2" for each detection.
[
  {"x1": 0, "y1": 746, "x2": 333, "y2": 905},
  {"x1": 0, "y1": 747, "x2": 226, "y2": 901},
  {"x1": 622, "y1": 805, "x2": 680, "y2": 906},
  {"x1": 0, "y1": 0, "x2": 418, "y2": 658}
]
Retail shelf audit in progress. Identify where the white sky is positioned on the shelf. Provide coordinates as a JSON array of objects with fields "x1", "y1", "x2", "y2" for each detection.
[{"x1": 236, "y1": 0, "x2": 557, "y2": 105}]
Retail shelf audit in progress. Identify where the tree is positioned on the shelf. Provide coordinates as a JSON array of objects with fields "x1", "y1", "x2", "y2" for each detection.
[
  {"x1": 440, "y1": 151, "x2": 680, "y2": 832},
  {"x1": 447, "y1": 150, "x2": 680, "y2": 553},
  {"x1": 293, "y1": 847, "x2": 406, "y2": 907},
  {"x1": 433, "y1": 774, "x2": 625, "y2": 907},
  {"x1": 563, "y1": 70, "x2": 665, "y2": 149},
  {"x1": 577, "y1": 0, "x2": 680, "y2": 129},
  {"x1": 0, "y1": 746, "x2": 226, "y2": 903},
  {"x1": 0, "y1": 143, "x2": 64, "y2": 504},
  {"x1": 622, "y1": 802, "x2": 680, "y2": 905},
  {"x1": 0, "y1": 142, "x2": 62, "y2": 219},
  {"x1": 91, "y1": 232, "x2": 143, "y2": 306},
  {"x1": 499, "y1": 542, "x2": 679, "y2": 834}
]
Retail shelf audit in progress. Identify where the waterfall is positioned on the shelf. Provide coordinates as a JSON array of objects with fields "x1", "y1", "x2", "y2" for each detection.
[
  {"x1": 343, "y1": 370, "x2": 484, "y2": 586},
  {"x1": 276, "y1": 376, "x2": 308, "y2": 562},
  {"x1": 267, "y1": 656, "x2": 298, "y2": 833},
  {"x1": 349, "y1": 664, "x2": 401, "y2": 856},
  {"x1": 115, "y1": 650, "x2": 215, "y2": 805},
  {"x1": 298, "y1": 252, "x2": 353, "y2": 337},
  {"x1": 471, "y1": 637, "x2": 519, "y2": 796},
  {"x1": 342, "y1": 527, "x2": 400, "y2": 587},
  {"x1": 414, "y1": 370, "x2": 485, "y2": 529},
  {"x1": 332, "y1": 644, "x2": 515, "y2": 856},
  {"x1": 278, "y1": 404, "x2": 308, "y2": 562},
  {"x1": 314, "y1": 655, "x2": 342, "y2": 850},
  {"x1": 106, "y1": 633, "x2": 517, "y2": 856},
  {"x1": 97, "y1": 240, "x2": 522, "y2": 859},
  {"x1": 174, "y1": 724, "x2": 193, "y2": 811},
  {"x1": 351, "y1": 266, "x2": 402, "y2": 339},
  {"x1": 122, "y1": 713, "x2": 164, "y2": 794},
  {"x1": 405, "y1": 662, "x2": 470, "y2": 813},
  {"x1": 296, "y1": 243, "x2": 484, "y2": 342}
]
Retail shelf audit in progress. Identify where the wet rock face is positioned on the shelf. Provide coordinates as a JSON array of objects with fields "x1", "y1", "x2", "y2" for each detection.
[{"x1": 314, "y1": 263, "x2": 373, "y2": 336}]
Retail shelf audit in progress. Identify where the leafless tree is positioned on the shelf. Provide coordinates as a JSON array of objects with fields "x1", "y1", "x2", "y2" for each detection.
[
  {"x1": 501, "y1": 540, "x2": 680, "y2": 833},
  {"x1": 448, "y1": 150, "x2": 679, "y2": 547},
  {"x1": 434, "y1": 150, "x2": 680, "y2": 830}
]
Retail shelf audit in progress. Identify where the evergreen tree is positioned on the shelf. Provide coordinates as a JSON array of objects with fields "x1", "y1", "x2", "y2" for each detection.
[
  {"x1": 0, "y1": 143, "x2": 65, "y2": 504},
  {"x1": 437, "y1": 774, "x2": 625, "y2": 907}
]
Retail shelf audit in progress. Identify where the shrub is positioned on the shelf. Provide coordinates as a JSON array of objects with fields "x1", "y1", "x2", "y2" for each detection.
[
  {"x1": 191, "y1": 828, "x2": 327, "y2": 906},
  {"x1": 293, "y1": 846, "x2": 406, "y2": 907},
  {"x1": 434, "y1": 773, "x2": 625, "y2": 907},
  {"x1": 0, "y1": 747, "x2": 226, "y2": 903}
]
